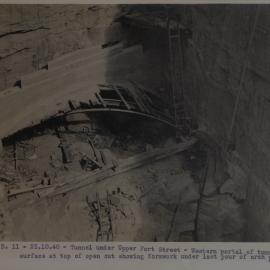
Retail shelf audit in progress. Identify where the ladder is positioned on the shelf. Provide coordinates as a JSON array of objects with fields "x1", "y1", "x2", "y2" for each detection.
[
  {"x1": 168, "y1": 19, "x2": 191, "y2": 139},
  {"x1": 95, "y1": 192, "x2": 113, "y2": 241},
  {"x1": 86, "y1": 192, "x2": 113, "y2": 241}
]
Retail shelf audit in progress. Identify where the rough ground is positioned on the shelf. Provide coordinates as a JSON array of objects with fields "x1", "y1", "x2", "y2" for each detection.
[{"x1": 8, "y1": 155, "x2": 198, "y2": 242}]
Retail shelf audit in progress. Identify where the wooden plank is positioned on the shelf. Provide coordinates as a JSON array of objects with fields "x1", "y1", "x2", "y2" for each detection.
[
  {"x1": 89, "y1": 91, "x2": 101, "y2": 106},
  {"x1": 126, "y1": 87, "x2": 149, "y2": 113},
  {"x1": 48, "y1": 45, "x2": 101, "y2": 69},
  {"x1": 65, "y1": 107, "x2": 175, "y2": 127},
  {"x1": 7, "y1": 139, "x2": 196, "y2": 210},
  {"x1": 48, "y1": 138, "x2": 197, "y2": 196},
  {"x1": 128, "y1": 81, "x2": 152, "y2": 113},
  {"x1": 113, "y1": 86, "x2": 131, "y2": 110},
  {"x1": 95, "y1": 93, "x2": 107, "y2": 108},
  {"x1": 8, "y1": 185, "x2": 53, "y2": 197},
  {"x1": 22, "y1": 43, "x2": 123, "y2": 88},
  {"x1": 0, "y1": 45, "x2": 143, "y2": 139}
]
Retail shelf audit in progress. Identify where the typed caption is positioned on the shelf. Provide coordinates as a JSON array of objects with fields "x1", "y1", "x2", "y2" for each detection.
[{"x1": 1, "y1": 242, "x2": 270, "y2": 263}]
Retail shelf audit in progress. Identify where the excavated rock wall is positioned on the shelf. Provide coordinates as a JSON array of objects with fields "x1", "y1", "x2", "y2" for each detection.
[
  {"x1": 0, "y1": 5, "x2": 120, "y2": 91},
  {"x1": 182, "y1": 5, "x2": 270, "y2": 241}
]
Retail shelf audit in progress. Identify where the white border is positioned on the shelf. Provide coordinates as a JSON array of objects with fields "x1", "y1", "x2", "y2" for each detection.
[{"x1": 0, "y1": 0, "x2": 269, "y2": 4}]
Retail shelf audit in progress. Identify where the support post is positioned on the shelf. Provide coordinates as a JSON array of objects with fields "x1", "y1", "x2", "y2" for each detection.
[{"x1": 0, "y1": 139, "x2": 3, "y2": 156}]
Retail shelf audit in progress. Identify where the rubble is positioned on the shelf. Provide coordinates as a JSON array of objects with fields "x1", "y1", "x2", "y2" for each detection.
[{"x1": 0, "y1": 102, "x2": 200, "y2": 241}]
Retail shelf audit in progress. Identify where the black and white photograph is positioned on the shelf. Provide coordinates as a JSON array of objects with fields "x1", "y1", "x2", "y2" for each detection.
[{"x1": 0, "y1": 3, "x2": 268, "y2": 243}]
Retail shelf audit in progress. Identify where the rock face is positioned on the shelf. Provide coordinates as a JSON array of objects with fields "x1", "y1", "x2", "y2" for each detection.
[
  {"x1": 0, "y1": 5, "x2": 120, "y2": 91},
  {"x1": 197, "y1": 194, "x2": 246, "y2": 242},
  {"x1": 220, "y1": 161, "x2": 247, "y2": 201},
  {"x1": 178, "y1": 5, "x2": 270, "y2": 241}
]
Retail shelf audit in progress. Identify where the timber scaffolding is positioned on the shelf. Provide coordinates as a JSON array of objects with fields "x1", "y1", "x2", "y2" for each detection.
[
  {"x1": 63, "y1": 81, "x2": 175, "y2": 128},
  {"x1": 118, "y1": 11, "x2": 194, "y2": 138}
]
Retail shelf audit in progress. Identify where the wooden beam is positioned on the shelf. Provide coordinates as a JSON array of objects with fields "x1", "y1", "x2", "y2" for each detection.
[
  {"x1": 0, "y1": 139, "x2": 3, "y2": 156},
  {"x1": 95, "y1": 93, "x2": 107, "y2": 108},
  {"x1": 113, "y1": 86, "x2": 131, "y2": 110},
  {"x1": 66, "y1": 107, "x2": 175, "y2": 128},
  {"x1": 46, "y1": 138, "x2": 197, "y2": 197},
  {"x1": 0, "y1": 45, "x2": 143, "y2": 139},
  {"x1": 7, "y1": 138, "x2": 197, "y2": 210},
  {"x1": 8, "y1": 185, "x2": 53, "y2": 197}
]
